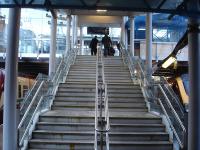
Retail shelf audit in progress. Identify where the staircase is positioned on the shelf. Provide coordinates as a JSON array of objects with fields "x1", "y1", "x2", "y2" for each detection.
[
  {"x1": 28, "y1": 56, "x2": 96, "y2": 149},
  {"x1": 104, "y1": 57, "x2": 173, "y2": 150},
  {"x1": 27, "y1": 55, "x2": 173, "y2": 150}
]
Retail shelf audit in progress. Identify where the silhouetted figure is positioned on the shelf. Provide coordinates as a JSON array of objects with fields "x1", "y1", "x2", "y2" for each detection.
[
  {"x1": 102, "y1": 34, "x2": 112, "y2": 57},
  {"x1": 89, "y1": 36, "x2": 99, "y2": 55}
]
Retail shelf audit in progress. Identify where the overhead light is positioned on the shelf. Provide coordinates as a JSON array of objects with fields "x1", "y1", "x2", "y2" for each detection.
[
  {"x1": 138, "y1": 28, "x2": 145, "y2": 31},
  {"x1": 96, "y1": 9, "x2": 107, "y2": 12},
  {"x1": 162, "y1": 55, "x2": 177, "y2": 68}
]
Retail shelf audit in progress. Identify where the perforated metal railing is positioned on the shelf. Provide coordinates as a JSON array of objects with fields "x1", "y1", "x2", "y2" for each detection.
[
  {"x1": 120, "y1": 43, "x2": 186, "y2": 149},
  {"x1": 94, "y1": 47, "x2": 110, "y2": 150},
  {"x1": 17, "y1": 48, "x2": 78, "y2": 150}
]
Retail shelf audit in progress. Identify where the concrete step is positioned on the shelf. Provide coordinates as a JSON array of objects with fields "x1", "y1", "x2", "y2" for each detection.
[
  {"x1": 36, "y1": 122, "x2": 94, "y2": 131},
  {"x1": 109, "y1": 141, "x2": 173, "y2": 150},
  {"x1": 36, "y1": 122, "x2": 165, "y2": 132},
  {"x1": 40, "y1": 111, "x2": 161, "y2": 124},
  {"x1": 32, "y1": 131, "x2": 168, "y2": 142},
  {"x1": 32, "y1": 131, "x2": 94, "y2": 140},
  {"x1": 40, "y1": 115, "x2": 95, "y2": 124},
  {"x1": 108, "y1": 89, "x2": 142, "y2": 93},
  {"x1": 57, "y1": 88, "x2": 95, "y2": 92},
  {"x1": 68, "y1": 70, "x2": 96, "y2": 74},
  {"x1": 67, "y1": 76, "x2": 96, "y2": 79},
  {"x1": 29, "y1": 139, "x2": 93, "y2": 149},
  {"x1": 56, "y1": 92, "x2": 95, "y2": 97},
  {"x1": 108, "y1": 93, "x2": 143, "y2": 98},
  {"x1": 53, "y1": 101, "x2": 146, "y2": 108},
  {"x1": 29, "y1": 141, "x2": 172, "y2": 150},
  {"x1": 51, "y1": 106, "x2": 94, "y2": 111},
  {"x1": 66, "y1": 78, "x2": 96, "y2": 82},
  {"x1": 54, "y1": 96, "x2": 95, "y2": 101},
  {"x1": 109, "y1": 132, "x2": 169, "y2": 141},
  {"x1": 69, "y1": 68, "x2": 96, "y2": 71},
  {"x1": 59, "y1": 83, "x2": 95, "y2": 88}
]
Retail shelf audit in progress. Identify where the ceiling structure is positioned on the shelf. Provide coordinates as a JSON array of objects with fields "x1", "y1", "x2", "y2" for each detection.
[{"x1": 0, "y1": 0, "x2": 199, "y2": 17}]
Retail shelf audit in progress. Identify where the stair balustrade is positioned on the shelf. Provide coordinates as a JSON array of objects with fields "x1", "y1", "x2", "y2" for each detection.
[
  {"x1": 120, "y1": 42, "x2": 187, "y2": 149},
  {"x1": 17, "y1": 48, "x2": 77, "y2": 150},
  {"x1": 95, "y1": 48, "x2": 110, "y2": 150}
]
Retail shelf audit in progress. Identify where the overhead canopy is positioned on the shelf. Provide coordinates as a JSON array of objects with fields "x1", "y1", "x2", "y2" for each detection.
[{"x1": 0, "y1": 0, "x2": 199, "y2": 17}]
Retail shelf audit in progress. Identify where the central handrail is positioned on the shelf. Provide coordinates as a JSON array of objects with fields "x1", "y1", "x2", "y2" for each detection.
[{"x1": 94, "y1": 47, "x2": 110, "y2": 150}]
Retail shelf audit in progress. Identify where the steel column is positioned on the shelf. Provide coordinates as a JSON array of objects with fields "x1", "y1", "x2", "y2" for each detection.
[
  {"x1": 80, "y1": 26, "x2": 83, "y2": 55},
  {"x1": 49, "y1": 16, "x2": 57, "y2": 76},
  {"x1": 3, "y1": 8, "x2": 21, "y2": 150},
  {"x1": 66, "y1": 15, "x2": 71, "y2": 53},
  {"x1": 130, "y1": 16, "x2": 135, "y2": 56},
  {"x1": 145, "y1": 13, "x2": 152, "y2": 78},
  {"x1": 121, "y1": 16, "x2": 126, "y2": 46},
  {"x1": 188, "y1": 18, "x2": 200, "y2": 150}
]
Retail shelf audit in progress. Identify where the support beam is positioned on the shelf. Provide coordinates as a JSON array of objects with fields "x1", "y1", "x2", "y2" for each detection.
[
  {"x1": 145, "y1": 13, "x2": 152, "y2": 78},
  {"x1": 80, "y1": 26, "x2": 83, "y2": 55},
  {"x1": 49, "y1": 16, "x2": 57, "y2": 76},
  {"x1": 121, "y1": 16, "x2": 126, "y2": 46},
  {"x1": 124, "y1": 16, "x2": 128, "y2": 50},
  {"x1": 130, "y1": 16, "x2": 135, "y2": 56},
  {"x1": 187, "y1": 0, "x2": 200, "y2": 149},
  {"x1": 188, "y1": 11, "x2": 200, "y2": 150},
  {"x1": 3, "y1": 8, "x2": 21, "y2": 150},
  {"x1": 66, "y1": 14, "x2": 71, "y2": 53}
]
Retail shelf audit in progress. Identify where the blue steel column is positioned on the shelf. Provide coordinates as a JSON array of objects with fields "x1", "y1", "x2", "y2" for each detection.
[
  {"x1": 3, "y1": 8, "x2": 21, "y2": 150},
  {"x1": 145, "y1": 13, "x2": 152, "y2": 78},
  {"x1": 187, "y1": 4, "x2": 200, "y2": 150},
  {"x1": 49, "y1": 16, "x2": 57, "y2": 76},
  {"x1": 130, "y1": 16, "x2": 135, "y2": 56}
]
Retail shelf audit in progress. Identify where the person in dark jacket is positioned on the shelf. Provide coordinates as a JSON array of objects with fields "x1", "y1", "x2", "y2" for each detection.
[
  {"x1": 102, "y1": 34, "x2": 112, "y2": 57},
  {"x1": 89, "y1": 36, "x2": 99, "y2": 55}
]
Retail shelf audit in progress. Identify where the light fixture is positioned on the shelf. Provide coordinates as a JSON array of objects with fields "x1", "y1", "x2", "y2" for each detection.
[
  {"x1": 162, "y1": 55, "x2": 177, "y2": 68},
  {"x1": 138, "y1": 28, "x2": 145, "y2": 31},
  {"x1": 96, "y1": 9, "x2": 107, "y2": 12}
]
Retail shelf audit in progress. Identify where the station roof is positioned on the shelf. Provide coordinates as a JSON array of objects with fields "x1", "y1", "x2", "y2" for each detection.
[{"x1": 0, "y1": 0, "x2": 199, "y2": 17}]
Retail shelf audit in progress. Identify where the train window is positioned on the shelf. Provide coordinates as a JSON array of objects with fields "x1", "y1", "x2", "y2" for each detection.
[
  {"x1": 23, "y1": 85, "x2": 28, "y2": 97},
  {"x1": 18, "y1": 85, "x2": 21, "y2": 98}
]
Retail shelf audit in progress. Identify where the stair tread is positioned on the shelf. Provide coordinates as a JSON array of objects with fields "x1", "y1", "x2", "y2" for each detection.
[
  {"x1": 29, "y1": 139, "x2": 93, "y2": 144},
  {"x1": 33, "y1": 130, "x2": 168, "y2": 135},
  {"x1": 37, "y1": 122, "x2": 164, "y2": 127},
  {"x1": 41, "y1": 110, "x2": 160, "y2": 118}
]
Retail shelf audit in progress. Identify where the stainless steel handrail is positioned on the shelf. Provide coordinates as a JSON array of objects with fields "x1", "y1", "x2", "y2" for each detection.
[
  {"x1": 159, "y1": 84, "x2": 186, "y2": 130},
  {"x1": 94, "y1": 47, "x2": 110, "y2": 150},
  {"x1": 18, "y1": 81, "x2": 44, "y2": 129},
  {"x1": 104, "y1": 84, "x2": 110, "y2": 150},
  {"x1": 18, "y1": 47, "x2": 78, "y2": 150},
  {"x1": 94, "y1": 47, "x2": 99, "y2": 150},
  {"x1": 158, "y1": 98, "x2": 184, "y2": 148},
  {"x1": 120, "y1": 42, "x2": 186, "y2": 149},
  {"x1": 20, "y1": 73, "x2": 47, "y2": 113}
]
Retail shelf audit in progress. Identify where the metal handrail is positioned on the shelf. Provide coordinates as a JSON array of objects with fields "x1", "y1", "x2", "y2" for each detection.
[
  {"x1": 18, "y1": 81, "x2": 44, "y2": 129},
  {"x1": 120, "y1": 42, "x2": 186, "y2": 149},
  {"x1": 18, "y1": 47, "x2": 78, "y2": 150},
  {"x1": 20, "y1": 73, "x2": 47, "y2": 113},
  {"x1": 104, "y1": 84, "x2": 110, "y2": 150},
  {"x1": 94, "y1": 47, "x2": 99, "y2": 150},
  {"x1": 158, "y1": 98, "x2": 184, "y2": 148},
  {"x1": 159, "y1": 85, "x2": 186, "y2": 131},
  {"x1": 94, "y1": 47, "x2": 110, "y2": 150}
]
